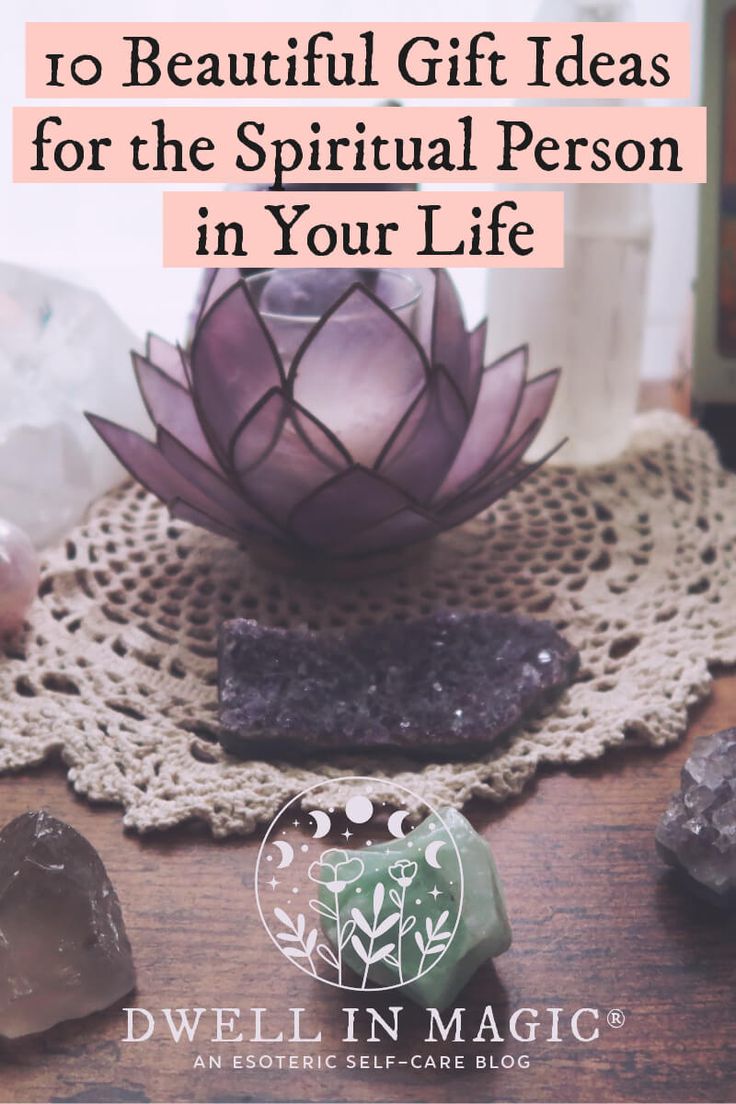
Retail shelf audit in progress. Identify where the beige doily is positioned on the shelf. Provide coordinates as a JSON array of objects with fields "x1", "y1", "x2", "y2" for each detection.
[{"x1": 1, "y1": 411, "x2": 734, "y2": 836}]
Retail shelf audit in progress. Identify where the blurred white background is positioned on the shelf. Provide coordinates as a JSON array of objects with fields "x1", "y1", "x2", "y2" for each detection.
[{"x1": 1, "y1": 0, "x2": 702, "y2": 379}]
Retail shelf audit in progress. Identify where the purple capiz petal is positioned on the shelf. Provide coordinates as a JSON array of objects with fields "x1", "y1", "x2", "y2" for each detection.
[
  {"x1": 429, "y1": 270, "x2": 473, "y2": 407},
  {"x1": 470, "y1": 368, "x2": 560, "y2": 488},
  {"x1": 441, "y1": 367, "x2": 560, "y2": 505},
  {"x1": 435, "y1": 346, "x2": 527, "y2": 502},
  {"x1": 228, "y1": 388, "x2": 285, "y2": 473},
  {"x1": 467, "y1": 318, "x2": 488, "y2": 399},
  {"x1": 332, "y1": 506, "x2": 440, "y2": 558},
  {"x1": 375, "y1": 368, "x2": 467, "y2": 500},
  {"x1": 231, "y1": 391, "x2": 351, "y2": 524},
  {"x1": 469, "y1": 318, "x2": 488, "y2": 370},
  {"x1": 288, "y1": 466, "x2": 411, "y2": 550},
  {"x1": 499, "y1": 367, "x2": 560, "y2": 452},
  {"x1": 190, "y1": 281, "x2": 283, "y2": 460},
  {"x1": 289, "y1": 284, "x2": 428, "y2": 466},
  {"x1": 196, "y1": 269, "x2": 242, "y2": 323},
  {"x1": 169, "y1": 498, "x2": 243, "y2": 542},
  {"x1": 452, "y1": 415, "x2": 544, "y2": 507},
  {"x1": 145, "y1": 334, "x2": 189, "y2": 388},
  {"x1": 133, "y1": 353, "x2": 218, "y2": 470},
  {"x1": 437, "y1": 440, "x2": 566, "y2": 530},
  {"x1": 85, "y1": 415, "x2": 251, "y2": 535},
  {"x1": 158, "y1": 427, "x2": 283, "y2": 538}
]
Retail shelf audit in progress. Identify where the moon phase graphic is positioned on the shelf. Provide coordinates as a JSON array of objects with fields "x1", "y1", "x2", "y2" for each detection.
[
  {"x1": 424, "y1": 839, "x2": 446, "y2": 869},
  {"x1": 273, "y1": 840, "x2": 294, "y2": 869},
  {"x1": 345, "y1": 794, "x2": 373, "y2": 824},
  {"x1": 308, "y1": 810, "x2": 332, "y2": 838},
  {"x1": 387, "y1": 809, "x2": 409, "y2": 838}
]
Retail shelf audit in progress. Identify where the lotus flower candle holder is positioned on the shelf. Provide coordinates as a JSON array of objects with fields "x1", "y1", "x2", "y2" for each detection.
[{"x1": 88, "y1": 268, "x2": 560, "y2": 574}]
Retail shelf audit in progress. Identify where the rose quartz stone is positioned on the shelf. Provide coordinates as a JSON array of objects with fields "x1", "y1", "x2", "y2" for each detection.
[{"x1": 0, "y1": 519, "x2": 39, "y2": 632}]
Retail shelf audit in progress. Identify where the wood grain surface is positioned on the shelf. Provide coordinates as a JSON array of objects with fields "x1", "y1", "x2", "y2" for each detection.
[
  {"x1": 1, "y1": 673, "x2": 735, "y2": 1104},
  {"x1": 2, "y1": 386, "x2": 733, "y2": 1104}
]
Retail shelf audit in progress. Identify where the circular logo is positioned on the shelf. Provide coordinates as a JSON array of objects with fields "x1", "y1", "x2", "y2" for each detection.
[{"x1": 255, "y1": 777, "x2": 464, "y2": 991}]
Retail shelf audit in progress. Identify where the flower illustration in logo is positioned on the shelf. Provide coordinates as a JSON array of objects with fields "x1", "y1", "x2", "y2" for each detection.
[
  {"x1": 388, "y1": 859, "x2": 418, "y2": 888},
  {"x1": 308, "y1": 849, "x2": 364, "y2": 894}
]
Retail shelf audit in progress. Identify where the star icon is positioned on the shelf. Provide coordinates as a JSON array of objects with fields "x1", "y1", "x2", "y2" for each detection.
[
  {"x1": 292, "y1": 819, "x2": 300, "y2": 827},
  {"x1": 341, "y1": 828, "x2": 353, "y2": 841},
  {"x1": 429, "y1": 885, "x2": 442, "y2": 900},
  {"x1": 267, "y1": 876, "x2": 280, "y2": 890}
]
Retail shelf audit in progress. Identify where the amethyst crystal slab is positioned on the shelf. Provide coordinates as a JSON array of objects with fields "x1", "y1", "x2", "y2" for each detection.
[
  {"x1": 656, "y1": 728, "x2": 736, "y2": 908},
  {"x1": 218, "y1": 610, "x2": 579, "y2": 757},
  {"x1": 0, "y1": 811, "x2": 135, "y2": 1039}
]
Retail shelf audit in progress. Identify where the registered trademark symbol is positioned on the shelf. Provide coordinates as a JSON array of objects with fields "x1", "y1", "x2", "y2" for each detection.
[{"x1": 607, "y1": 1008, "x2": 626, "y2": 1029}]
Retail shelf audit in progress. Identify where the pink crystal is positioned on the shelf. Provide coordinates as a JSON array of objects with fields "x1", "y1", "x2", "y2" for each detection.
[
  {"x1": 0, "y1": 518, "x2": 39, "y2": 633},
  {"x1": 0, "y1": 812, "x2": 136, "y2": 1039}
]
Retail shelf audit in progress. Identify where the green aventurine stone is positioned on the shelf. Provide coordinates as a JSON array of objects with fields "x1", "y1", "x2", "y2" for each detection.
[{"x1": 319, "y1": 808, "x2": 510, "y2": 1009}]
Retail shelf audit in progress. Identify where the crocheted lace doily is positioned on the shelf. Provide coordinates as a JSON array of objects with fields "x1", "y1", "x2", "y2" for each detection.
[{"x1": 1, "y1": 411, "x2": 734, "y2": 836}]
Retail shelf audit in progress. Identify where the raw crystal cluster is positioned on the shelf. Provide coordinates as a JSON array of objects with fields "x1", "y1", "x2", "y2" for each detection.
[
  {"x1": 218, "y1": 610, "x2": 579, "y2": 757},
  {"x1": 0, "y1": 519, "x2": 39, "y2": 632},
  {"x1": 0, "y1": 263, "x2": 147, "y2": 546},
  {"x1": 320, "y1": 807, "x2": 511, "y2": 1008},
  {"x1": 90, "y1": 267, "x2": 561, "y2": 564},
  {"x1": 0, "y1": 811, "x2": 135, "y2": 1039},
  {"x1": 656, "y1": 728, "x2": 736, "y2": 907}
]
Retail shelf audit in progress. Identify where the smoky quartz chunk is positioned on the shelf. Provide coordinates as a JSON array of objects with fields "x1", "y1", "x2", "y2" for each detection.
[{"x1": 0, "y1": 811, "x2": 135, "y2": 1039}]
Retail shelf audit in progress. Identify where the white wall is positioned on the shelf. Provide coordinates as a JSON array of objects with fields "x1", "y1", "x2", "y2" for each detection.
[{"x1": 0, "y1": 0, "x2": 702, "y2": 378}]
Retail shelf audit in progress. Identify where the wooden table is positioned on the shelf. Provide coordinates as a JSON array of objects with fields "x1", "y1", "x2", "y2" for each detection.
[{"x1": 2, "y1": 384, "x2": 734, "y2": 1104}]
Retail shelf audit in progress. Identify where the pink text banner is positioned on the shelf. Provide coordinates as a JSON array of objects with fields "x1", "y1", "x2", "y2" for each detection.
[
  {"x1": 26, "y1": 22, "x2": 691, "y2": 100},
  {"x1": 13, "y1": 106, "x2": 706, "y2": 185},
  {"x1": 162, "y1": 189, "x2": 565, "y2": 269}
]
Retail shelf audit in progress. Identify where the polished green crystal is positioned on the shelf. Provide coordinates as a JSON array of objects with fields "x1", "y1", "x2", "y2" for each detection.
[{"x1": 319, "y1": 807, "x2": 511, "y2": 1008}]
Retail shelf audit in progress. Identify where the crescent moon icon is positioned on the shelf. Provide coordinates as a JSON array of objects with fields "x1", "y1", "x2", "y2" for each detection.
[
  {"x1": 309, "y1": 810, "x2": 332, "y2": 839},
  {"x1": 387, "y1": 810, "x2": 409, "y2": 838},
  {"x1": 425, "y1": 840, "x2": 446, "y2": 869},
  {"x1": 273, "y1": 840, "x2": 294, "y2": 869}
]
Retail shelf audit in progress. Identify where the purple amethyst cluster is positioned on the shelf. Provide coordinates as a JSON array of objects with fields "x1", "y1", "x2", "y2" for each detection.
[
  {"x1": 218, "y1": 610, "x2": 579, "y2": 757},
  {"x1": 657, "y1": 728, "x2": 736, "y2": 907}
]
